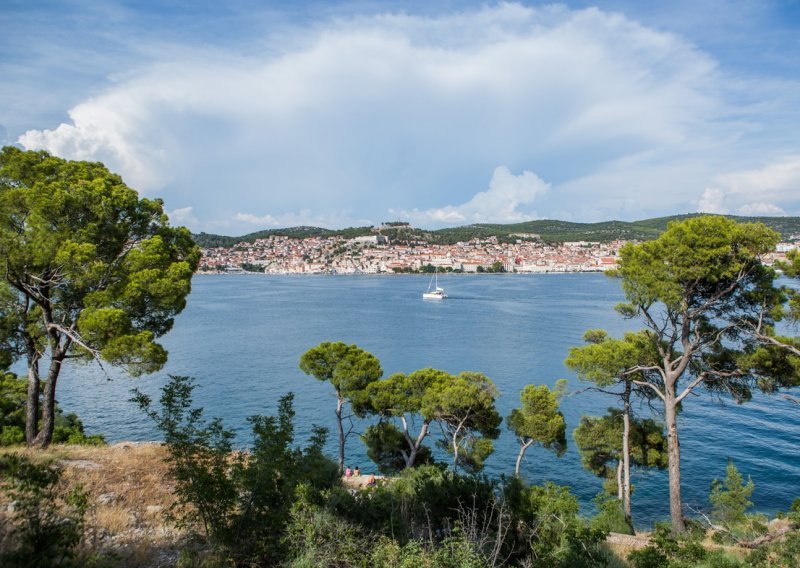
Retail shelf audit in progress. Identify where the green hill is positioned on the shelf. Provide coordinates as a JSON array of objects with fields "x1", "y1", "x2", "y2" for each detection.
[{"x1": 191, "y1": 214, "x2": 800, "y2": 248}]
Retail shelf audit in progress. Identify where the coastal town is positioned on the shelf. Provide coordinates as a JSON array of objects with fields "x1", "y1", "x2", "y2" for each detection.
[{"x1": 198, "y1": 230, "x2": 798, "y2": 275}]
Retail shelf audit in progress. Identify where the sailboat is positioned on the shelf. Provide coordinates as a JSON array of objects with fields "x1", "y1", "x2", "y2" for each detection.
[{"x1": 422, "y1": 272, "x2": 448, "y2": 300}]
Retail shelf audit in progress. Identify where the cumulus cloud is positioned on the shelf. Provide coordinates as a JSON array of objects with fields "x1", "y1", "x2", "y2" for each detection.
[
  {"x1": 393, "y1": 166, "x2": 549, "y2": 225},
  {"x1": 167, "y1": 206, "x2": 199, "y2": 228},
  {"x1": 13, "y1": 3, "x2": 795, "y2": 231},
  {"x1": 714, "y1": 156, "x2": 800, "y2": 201},
  {"x1": 694, "y1": 156, "x2": 800, "y2": 216},
  {"x1": 737, "y1": 202, "x2": 786, "y2": 215},
  {"x1": 18, "y1": 98, "x2": 171, "y2": 192},
  {"x1": 696, "y1": 187, "x2": 728, "y2": 214}
]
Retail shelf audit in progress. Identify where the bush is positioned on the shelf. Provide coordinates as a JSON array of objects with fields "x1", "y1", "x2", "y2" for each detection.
[
  {"x1": 133, "y1": 375, "x2": 339, "y2": 565},
  {"x1": 591, "y1": 493, "x2": 635, "y2": 534},
  {"x1": 503, "y1": 478, "x2": 608, "y2": 567},
  {"x1": 709, "y1": 460, "x2": 766, "y2": 543},
  {"x1": 628, "y1": 523, "x2": 745, "y2": 568},
  {"x1": 0, "y1": 453, "x2": 88, "y2": 567}
]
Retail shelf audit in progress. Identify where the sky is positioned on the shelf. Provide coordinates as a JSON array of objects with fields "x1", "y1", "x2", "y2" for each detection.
[{"x1": 2, "y1": 0, "x2": 800, "y2": 234}]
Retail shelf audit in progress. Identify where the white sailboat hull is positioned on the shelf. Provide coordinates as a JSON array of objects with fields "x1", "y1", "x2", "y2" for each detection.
[{"x1": 422, "y1": 291, "x2": 447, "y2": 300}]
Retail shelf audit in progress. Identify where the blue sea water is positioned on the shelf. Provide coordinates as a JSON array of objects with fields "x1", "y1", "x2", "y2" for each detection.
[{"x1": 50, "y1": 273, "x2": 800, "y2": 528}]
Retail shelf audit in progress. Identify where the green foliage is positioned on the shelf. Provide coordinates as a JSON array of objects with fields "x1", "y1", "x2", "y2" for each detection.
[
  {"x1": 288, "y1": 464, "x2": 609, "y2": 567},
  {"x1": 299, "y1": 341, "x2": 382, "y2": 415},
  {"x1": 193, "y1": 214, "x2": 800, "y2": 248},
  {"x1": 285, "y1": 484, "x2": 376, "y2": 568},
  {"x1": 709, "y1": 460, "x2": 766, "y2": 543},
  {"x1": 0, "y1": 453, "x2": 88, "y2": 567},
  {"x1": 239, "y1": 262, "x2": 265, "y2": 273},
  {"x1": 582, "y1": 216, "x2": 783, "y2": 532},
  {"x1": 362, "y1": 422, "x2": 433, "y2": 474},
  {"x1": 573, "y1": 410, "x2": 667, "y2": 480},
  {"x1": 745, "y1": 499, "x2": 800, "y2": 567},
  {"x1": 52, "y1": 412, "x2": 105, "y2": 446},
  {"x1": 0, "y1": 146, "x2": 199, "y2": 445},
  {"x1": 591, "y1": 493, "x2": 635, "y2": 534},
  {"x1": 0, "y1": 146, "x2": 199, "y2": 373},
  {"x1": 565, "y1": 329, "x2": 659, "y2": 389},
  {"x1": 779, "y1": 249, "x2": 800, "y2": 323},
  {"x1": 507, "y1": 381, "x2": 567, "y2": 474},
  {"x1": 503, "y1": 477, "x2": 609, "y2": 566},
  {"x1": 368, "y1": 368, "x2": 450, "y2": 421},
  {"x1": 710, "y1": 460, "x2": 754, "y2": 528},
  {"x1": 488, "y1": 260, "x2": 505, "y2": 273},
  {"x1": 616, "y1": 216, "x2": 778, "y2": 316},
  {"x1": 299, "y1": 342, "x2": 383, "y2": 470},
  {"x1": 365, "y1": 369, "x2": 448, "y2": 470},
  {"x1": 424, "y1": 371, "x2": 502, "y2": 472},
  {"x1": 133, "y1": 375, "x2": 339, "y2": 565},
  {"x1": 0, "y1": 372, "x2": 104, "y2": 446},
  {"x1": 0, "y1": 372, "x2": 26, "y2": 443},
  {"x1": 368, "y1": 368, "x2": 501, "y2": 473},
  {"x1": 628, "y1": 523, "x2": 745, "y2": 568}
]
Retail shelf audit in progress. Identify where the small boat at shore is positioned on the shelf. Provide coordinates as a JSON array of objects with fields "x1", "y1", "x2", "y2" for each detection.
[{"x1": 422, "y1": 273, "x2": 447, "y2": 300}]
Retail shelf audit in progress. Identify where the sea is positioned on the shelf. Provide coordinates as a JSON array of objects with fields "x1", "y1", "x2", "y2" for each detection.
[{"x1": 47, "y1": 273, "x2": 800, "y2": 528}]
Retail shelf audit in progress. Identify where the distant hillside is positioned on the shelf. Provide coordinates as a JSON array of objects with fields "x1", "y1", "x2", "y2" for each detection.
[{"x1": 191, "y1": 214, "x2": 800, "y2": 247}]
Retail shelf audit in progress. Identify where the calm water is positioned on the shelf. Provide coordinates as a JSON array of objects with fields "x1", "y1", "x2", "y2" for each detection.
[{"x1": 51, "y1": 274, "x2": 800, "y2": 527}]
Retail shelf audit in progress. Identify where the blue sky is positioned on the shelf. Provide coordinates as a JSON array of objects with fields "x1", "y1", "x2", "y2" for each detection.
[{"x1": 2, "y1": 1, "x2": 799, "y2": 234}]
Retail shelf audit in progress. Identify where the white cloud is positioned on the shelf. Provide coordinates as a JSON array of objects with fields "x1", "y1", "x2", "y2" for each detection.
[
  {"x1": 697, "y1": 187, "x2": 728, "y2": 214},
  {"x1": 394, "y1": 166, "x2": 549, "y2": 225},
  {"x1": 234, "y1": 209, "x2": 360, "y2": 229},
  {"x1": 13, "y1": 3, "x2": 797, "y2": 231},
  {"x1": 714, "y1": 156, "x2": 800, "y2": 201},
  {"x1": 167, "y1": 206, "x2": 198, "y2": 227},
  {"x1": 689, "y1": 156, "x2": 800, "y2": 217},
  {"x1": 18, "y1": 96, "x2": 170, "y2": 192},
  {"x1": 737, "y1": 202, "x2": 786, "y2": 215}
]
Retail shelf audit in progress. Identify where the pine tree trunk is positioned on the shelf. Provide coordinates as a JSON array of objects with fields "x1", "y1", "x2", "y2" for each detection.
[
  {"x1": 452, "y1": 432, "x2": 459, "y2": 471},
  {"x1": 35, "y1": 356, "x2": 63, "y2": 448},
  {"x1": 336, "y1": 395, "x2": 345, "y2": 473},
  {"x1": 515, "y1": 440, "x2": 532, "y2": 477},
  {"x1": 622, "y1": 381, "x2": 632, "y2": 525},
  {"x1": 616, "y1": 460, "x2": 623, "y2": 500},
  {"x1": 665, "y1": 382, "x2": 686, "y2": 533},
  {"x1": 25, "y1": 355, "x2": 40, "y2": 446},
  {"x1": 403, "y1": 420, "x2": 429, "y2": 469}
]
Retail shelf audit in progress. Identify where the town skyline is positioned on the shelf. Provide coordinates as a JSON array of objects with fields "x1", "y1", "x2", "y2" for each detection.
[{"x1": 199, "y1": 229, "x2": 797, "y2": 275}]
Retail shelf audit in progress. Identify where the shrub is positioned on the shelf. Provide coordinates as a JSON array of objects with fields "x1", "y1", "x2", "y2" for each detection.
[
  {"x1": 709, "y1": 460, "x2": 766, "y2": 543},
  {"x1": 0, "y1": 453, "x2": 88, "y2": 567},
  {"x1": 503, "y1": 477, "x2": 608, "y2": 567},
  {"x1": 591, "y1": 493, "x2": 635, "y2": 534},
  {"x1": 133, "y1": 375, "x2": 339, "y2": 565},
  {"x1": 628, "y1": 523, "x2": 745, "y2": 568}
]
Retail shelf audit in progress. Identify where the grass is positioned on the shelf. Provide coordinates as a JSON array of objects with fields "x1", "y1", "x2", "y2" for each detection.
[{"x1": 0, "y1": 442, "x2": 187, "y2": 567}]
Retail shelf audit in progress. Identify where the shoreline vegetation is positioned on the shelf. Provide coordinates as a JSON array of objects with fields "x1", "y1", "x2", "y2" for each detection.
[{"x1": 2, "y1": 441, "x2": 787, "y2": 568}]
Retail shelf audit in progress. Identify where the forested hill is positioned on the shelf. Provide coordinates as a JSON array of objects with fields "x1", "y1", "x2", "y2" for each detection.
[{"x1": 191, "y1": 214, "x2": 800, "y2": 247}]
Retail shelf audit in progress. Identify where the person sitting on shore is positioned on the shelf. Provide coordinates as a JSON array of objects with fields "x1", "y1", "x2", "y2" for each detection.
[
  {"x1": 345, "y1": 466, "x2": 352, "y2": 477},
  {"x1": 366, "y1": 473, "x2": 376, "y2": 486},
  {"x1": 354, "y1": 466, "x2": 360, "y2": 476}
]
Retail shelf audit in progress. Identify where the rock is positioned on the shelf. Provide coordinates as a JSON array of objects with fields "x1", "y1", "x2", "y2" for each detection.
[
  {"x1": 97, "y1": 492, "x2": 119, "y2": 505},
  {"x1": 768, "y1": 517, "x2": 791, "y2": 533},
  {"x1": 146, "y1": 505, "x2": 163, "y2": 514},
  {"x1": 60, "y1": 459, "x2": 101, "y2": 470}
]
